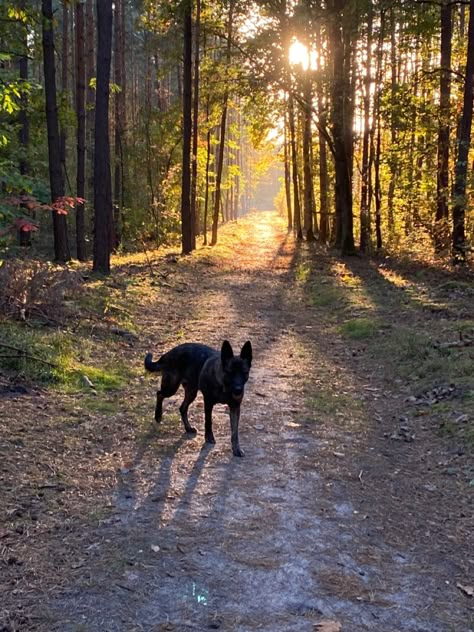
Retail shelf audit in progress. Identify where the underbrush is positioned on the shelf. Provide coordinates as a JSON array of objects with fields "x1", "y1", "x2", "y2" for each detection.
[{"x1": 0, "y1": 259, "x2": 142, "y2": 391}]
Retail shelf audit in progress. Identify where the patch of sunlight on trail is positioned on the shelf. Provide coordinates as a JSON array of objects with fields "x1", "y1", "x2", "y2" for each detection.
[
  {"x1": 376, "y1": 265, "x2": 451, "y2": 312},
  {"x1": 329, "y1": 261, "x2": 377, "y2": 312},
  {"x1": 208, "y1": 211, "x2": 289, "y2": 271}
]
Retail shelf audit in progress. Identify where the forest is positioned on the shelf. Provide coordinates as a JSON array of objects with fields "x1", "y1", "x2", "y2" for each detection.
[
  {"x1": 1, "y1": 1, "x2": 474, "y2": 631},
  {"x1": 0, "y1": 0, "x2": 473, "y2": 266}
]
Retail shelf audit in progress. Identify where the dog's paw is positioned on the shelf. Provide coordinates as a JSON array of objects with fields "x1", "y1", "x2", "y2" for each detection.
[
  {"x1": 205, "y1": 433, "x2": 216, "y2": 445},
  {"x1": 233, "y1": 447, "x2": 245, "y2": 457},
  {"x1": 154, "y1": 416, "x2": 162, "y2": 424},
  {"x1": 186, "y1": 426, "x2": 197, "y2": 435}
]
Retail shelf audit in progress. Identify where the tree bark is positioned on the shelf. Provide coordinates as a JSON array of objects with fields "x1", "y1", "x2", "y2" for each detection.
[
  {"x1": 359, "y1": 3, "x2": 372, "y2": 253},
  {"x1": 18, "y1": 0, "x2": 31, "y2": 247},
  {"x1": 283, "y1": 109, "x2": 293, "y2": 230},
  {"x1": 60, "y1": 1, "x2": 69, "y2": 180},
  {"x1": 85, "y1": 0, "x2": 95, "y2": 204},
  {"x1": 93, "y1": 0, "x2": 114, "y2": 274},
  {"x1": 211, "y1": 0, "x2": 233, "y2": 246},
  {"x1": 75, "y1": 1, "x2": 86, "y2": 261},
  {"x1": 373, "y1": 9, "x2": 385, "y2": 250},
  {"x1": 288, "y1": 93, "x2": 302, "y2": 239},
  {"x1": 329, "y1": 0, "x2": 355, "y2": 254},
  {"x1": 181, "y1": 0, "x2": 194, "y2": 254},
  {"x1": 435, "y1": 0, "x2": 452, "y2": 252},
  {"x1": 452, "y1": 0, "x2": 474, "y2": 263},
  {"x1": 42, "y1": 0, "x2": 71, "y2": 262},
  {"x1": 315, "y1": 21, "x2": 329, "y2": 243},
  {"x1": 113, "y1": 0, "x2": 126, "y2": 247},
  {"x1": 302, "y1": 72, "x2": 316, "y2": 241},
  {"x1": 190, "y1": 0, "x2": 201, "y2": 240}
]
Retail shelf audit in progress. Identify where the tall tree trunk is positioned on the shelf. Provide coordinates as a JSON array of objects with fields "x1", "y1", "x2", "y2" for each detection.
[
  {"x1": 18, "y1": 0, "x2": 31, "y2": 247},
  {"x1": 302, "y1": 73, "x2": 316, "y2": 241},
  {"x1": 315, "y1": 21, "x2": 329, "y2": 243},
  {"x1": 288, "y1": 94, "x2": 302, "y2": 239},
  {"x1": 75, "y1": 1, "x2": 86, "y2": 261},
  {"x1": 373, "y1": 9, "x2": 385, "y2": 251},
  {"x1": 211, "y1": 0, "x2": 233, "y2": 246},
  {"x1": 60, "y1": 1, "x2": 69, "y2": 182},
  {"x1": 387, "y1": 7, "x2": 397, "y2": 236},
  {"x1": 113, "y1": 0, "x2": 126, "y2": 247},
  {"x1": 203, "y1": 97, "x2": 211, "y2": 245},
  {"x1": 190, "y1": 0, "x2": 201, "y2": 240},
  {"x1": 435, "y1": 0, "x2": 452, "y2": 252},
  {"x1": 330, "y1": 0, "x2": 355, "y2": 254},
  {"x1": 283, "y1": 109, "x2": 293, "y2": 230},
  {"x1": 360, "y1": 4, "x2": 372, "y2": 253},
  {"x1": 452, "y1": 0, "x2": 474, "y2": 263},
  {"x1": 42, "y1": 0, "x2": 70, "y2": 262},
  {"x1": 85, "y1": 0, "x2": 95, "y2": 209},
  {"x1": 181, "y1": 0, "x2": 194, "y2": 254},
  {"x1": 93, "y1": 0, "x2": 113, "y2": 274}
]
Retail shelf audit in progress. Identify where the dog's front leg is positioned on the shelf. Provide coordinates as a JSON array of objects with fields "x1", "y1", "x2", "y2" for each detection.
[
  {"x1": 204, "y1": 398, "x2": 216, "y2": 445},
  {"x1": 229, "y1": 406, "x2": 244, "y2": 457}
]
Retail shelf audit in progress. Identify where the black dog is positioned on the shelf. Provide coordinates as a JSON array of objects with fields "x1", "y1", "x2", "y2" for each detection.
[{"x1": 144, "y1": 341, "x2": 252, "y2": 456}]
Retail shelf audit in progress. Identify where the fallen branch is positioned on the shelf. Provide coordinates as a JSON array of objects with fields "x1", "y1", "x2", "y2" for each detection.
[
  {"x1": 434, "y1": 337, "x2": 474, "y2": 350},
  {"x1": 0, "y1": 342, "x2": 58, "y2": 368}
]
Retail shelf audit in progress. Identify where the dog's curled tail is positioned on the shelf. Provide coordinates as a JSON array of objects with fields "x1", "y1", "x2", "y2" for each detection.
[{"x1": 144, "y1": 353, "x2": 163, "y2": 373}]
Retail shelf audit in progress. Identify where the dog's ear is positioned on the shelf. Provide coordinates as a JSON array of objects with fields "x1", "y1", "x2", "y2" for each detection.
[
  {"x1": 240, "y1": 341, "x2": 252, "y2": 367},
  {"x1": 221, "y1": 340, "x2": 234, "y2": 367}
]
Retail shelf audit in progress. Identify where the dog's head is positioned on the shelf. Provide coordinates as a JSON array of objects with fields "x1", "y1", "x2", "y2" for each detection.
[{"x1": 221, "y1": 340, "x2": 252, "y2": 402}]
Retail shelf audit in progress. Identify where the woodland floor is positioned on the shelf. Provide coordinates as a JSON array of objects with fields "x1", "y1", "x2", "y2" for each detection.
[{"x1": 1, "y1": 211, "x2": 474, "y2": 632}]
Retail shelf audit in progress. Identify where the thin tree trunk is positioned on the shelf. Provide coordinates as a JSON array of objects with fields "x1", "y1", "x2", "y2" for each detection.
[
  {"x1": 283, "y1": 109, "x2": 293, "y2": 231},
  {"x1": 387, "y1": 7, "x2": 397, "y2": 235},
  {"x1": 181, "y1": 0, "x2": 194, "y2": 254},
  {"x1": 85, "y1": 0, "x2": 95, "y2": 208},
  {"x1": 18, "y1": 0, "x2": 31, "y2": 248},
  {"x1": 288, "y1": 93, "x2": 302, "y2": 239},
  {"x1": 42, "y1": 0, "x2": 70, "y2": 262},
  {"x1": 435, "y1": 0, "x2": 452, "y2": 252},
  {"x1": 315, "y1": 21, "x2": 328, "y2": 243},
  {"x1": 93, "y1": 0, "x2": 113, "y2": 274},
  {"x1": 203, "y1": 100, "x2": 211, "y2": 245},
  {"x1": 75, "y1": 1, "x2": 86, "y2": 261},
  {"x1": 211, "y1": 0, "x2": 233, "y2": 246},
  {"x1": 302, "y1": 72, "x2": 316, "y2": 241},
  {"x1": 190, "y1": 0, "x2": 201, "y2": 240},
  {"x1": 60, "y1": 1, "x2": 69, "y2": 181},
  {"x1": 374, "y1": 10, "x2": 385, "y2": 251},
  {"x1": 452, "y1": 0, "x2": 474, "y2": 263},
  {"x1": 113, "y1": 0, "x2": 126, "y2": 247},
  {"x1": 360, "y1": 4, "x2": 372, "y2": 253}
]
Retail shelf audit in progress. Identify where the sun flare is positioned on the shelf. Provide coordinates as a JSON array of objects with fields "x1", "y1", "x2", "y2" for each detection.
[{"x1": 289, "y1": 39, "x2": 309, "y2": 70}]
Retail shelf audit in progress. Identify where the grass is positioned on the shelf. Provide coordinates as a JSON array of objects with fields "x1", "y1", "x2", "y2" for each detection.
[
  {"x1": 0, "y1": 318, "x2": 134, "y2": 393},
  {"x1": 310, "y1": 285, "x2": 342, "y2": 307},
  {"x1": 339, "y1": 317, "x2": 379, "y2": 340}
]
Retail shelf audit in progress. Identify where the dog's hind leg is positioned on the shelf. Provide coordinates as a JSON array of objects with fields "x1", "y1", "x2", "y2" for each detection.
[
  {"x1": 203, "y1": 398, "x2": 216, "y2": 445},
  {"x1": 179, "y1": 385, "x2": 198, "y2": 435},
  {"x1": 155, "y1": 372, "x2": 180, "y2": 423},
  {"x1": 229, "y1": 407, "x2": 244, "y2": 457}
]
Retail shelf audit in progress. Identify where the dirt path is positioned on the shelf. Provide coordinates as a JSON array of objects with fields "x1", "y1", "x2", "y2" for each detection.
[{"x1": 2, "y1": 212, "x2": 473, "y2": 631}]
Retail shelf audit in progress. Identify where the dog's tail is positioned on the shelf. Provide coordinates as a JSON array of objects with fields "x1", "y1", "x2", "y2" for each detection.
[{"x1": 144, "y1": 353, "x2": 163, "y2": 373}]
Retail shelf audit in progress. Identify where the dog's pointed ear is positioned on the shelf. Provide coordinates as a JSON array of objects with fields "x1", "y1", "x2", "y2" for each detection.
[
  {"x1": 240, "y1": 341, "x2": 252, "y2": 367},
  {"x1": 221, "y1": 340, "x2": 234, "y2": 367}
]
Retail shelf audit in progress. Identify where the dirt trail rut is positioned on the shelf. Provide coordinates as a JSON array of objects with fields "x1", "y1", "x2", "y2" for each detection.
[{"x1": 43, "y1": 212, "x2": 472, "y2": 631}]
